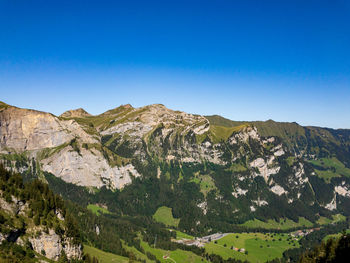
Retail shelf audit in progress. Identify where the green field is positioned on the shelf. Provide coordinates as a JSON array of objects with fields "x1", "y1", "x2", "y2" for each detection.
[
  {"x1": 205, "y1": 232, "x2": 300, "y2": 263},
  {"x1": 241, "y1": 217, "x2": 313, "y2": 230},
  {"x1": 121, "y1": 241, "x2": 154, "y2": 262},
  {"x1": 140, "y1": 240, "x2": 207, "y2": 263},
  {"x1": 153, "y1": 206, "x2": 180, "y2": 227},
  {"x1": 84, "y1": 245, "x2": 130, "y2": 263},
  {"x1": 317, "y1": 214, "x2": 346, "y2": 225},
  {"x1": 323, "y1": 229, "x2": 350, "y2": 242},
  {"x1": 310, "y1": 157, "x2": 350, "y2": 182},
  {"x1": 87, "y1": 204, "x2": 110, "y2": 216}
]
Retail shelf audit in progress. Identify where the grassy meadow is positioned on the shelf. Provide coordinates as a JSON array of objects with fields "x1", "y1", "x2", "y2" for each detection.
[
  {"x1": 153, "y1": 206, "x2": 180, "y2": 227},
  {"x1": 84, "y1": 245, "x2": 130, "y2": 263},
  {"x1": 204, "y1": 232, "x2": 300, "y2": 263},
  {"x1": 241, "y1": 217, "x2": 313, "y2": 230},
  {"x1": 87, "y1": 204, "x2": 110, "y2": 216}
]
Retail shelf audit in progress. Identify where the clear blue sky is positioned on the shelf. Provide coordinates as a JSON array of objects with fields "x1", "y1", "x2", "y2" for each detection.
[{"x1": 0, "y1": 0, "x2": 349, "y2": 128}]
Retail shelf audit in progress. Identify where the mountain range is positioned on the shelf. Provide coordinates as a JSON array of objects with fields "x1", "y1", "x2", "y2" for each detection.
[{"x1": 1, "y1": 101, "x2": 350, "y2": 262}]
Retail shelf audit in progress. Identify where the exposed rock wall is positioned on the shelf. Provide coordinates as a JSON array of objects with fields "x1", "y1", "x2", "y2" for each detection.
[
  {"x1": 0, "y1": 107, "x2": 72, "y2": 151},
  {"x1": 41, "y1": 146, "x2": 140, "y2": 189},
  {"x1": 29, "y1": 229, "x2": 82, "y2": 261}
]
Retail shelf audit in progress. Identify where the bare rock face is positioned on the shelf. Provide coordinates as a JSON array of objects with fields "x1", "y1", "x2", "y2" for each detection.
[
  {"x1": 63, "y1": 238, "x2": 83, "y2": 259},
  {"x1": 29, "y1": 229, "x2": 82, "y2": 261},
  {"x1": 41, "y1": 145, "x2": 141, "y2": 189},
  {"x1": 101, "y1": 121, "x2": 153, "y2": 137},
  {"x1": 0, "y1": 194, "x2": 28, "y2": 215},
  {"x1": 250, "y1": 157, "x2": 280, "y2": 182},
  {"x1": 335, "y1": 185, "x2": 350, "y2": 197},
  {"x1": 324, "y1": 195, "x2": 337, "y2": 211},
  {"x1": 0, "y1": 107, "x2": 73, "y2": 151},
  {"x1": 0, "y1": 233, "x2": 7, "y2": 243},
  {"x1": 29, "y1": 229, "x2": 62, "y2": 260},
  {"x1": 60, "y1": 108, "x2": 91, "y2": 118},
  {"x1": 270, "y1": 185, "x2": 287, "y2": 196}
]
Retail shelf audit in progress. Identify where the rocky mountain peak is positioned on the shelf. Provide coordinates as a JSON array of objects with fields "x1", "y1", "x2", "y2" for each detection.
[
  {"x1": 60, "y1": 108, "x2": 91, "y2": 118},
  {"x1": 136, "y1": 103, "x2": 208, "y2": 127},
  {"x1": 121, "y1": 103, "x2": 133, "y2": 109},
  {"x1": 100, "y1": 104, "x2": 134, "y2": 116}
]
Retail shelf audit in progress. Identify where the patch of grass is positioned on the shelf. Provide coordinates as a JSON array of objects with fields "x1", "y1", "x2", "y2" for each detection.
[
  {"x1": 323, "y1": 233, "x2": 343, "y2": 242},
  {"x1": 174, "y1": 230, "x2": 194, "y2": 240},
  {"x1": 140, "y1": 240, "x2": 207, "y2": 263},
  {"x1": 153, "y1": 206, "x2": 180, "y2": 227},
  {"x1": 195, "y1": 132, "x2": 208, "y2": 144},
  {"x1": 317, "y1": 213, "x2": 346, "y2": 225},
  {"x1": 37, "y1": 142, "x2": 73, "y2": 161},
  {"x1": 316, "y1": 214, "x2": 346, "y2": 225},
  {"x1": 241, "y1": 217, "x2": 313, "y2": 230},
  {"x1": 310, "y1": 157, "x2": 350, "y2": 182},
  {"x1": 209, "y1": 124, "x2": 247, "y2": 143},
  {"x1": 0, "y1": 152, "x2": 28, "y2": 162},
  {"x1": 83, "y1": 245, "x2": 130, "y2": 263},
  {"x1": 205, "y1": 232, "x2": 300, "y2": 263},
  {"x1": 121, "y1": 241, "x2": 153, "y2": 262},
  {"x1": 87, "y1": 204, "x2": 110, "y2": 216},
  {"x1": 63, "y1": 105, "x2": 135, "y2": 133},
  {"x1": 164, "y1": 171, "x2": 171, "y2": 180},
  {"x1": 316, "y1": 216, "x2": 332, "y2": 225},
  {"x1": 225, "y1": 163, "x2": 247, "y2": 173},
  {"x1": 102, "y1": 146, "x2": 132, "y2": 167},
  {"x1": 252, "y1": 120, "x2": 306, "y2": 150},
  {"x1": 314, "y1": 169, "x2": 340, "y2": 182},
  {"x1": 286, "y1": 156, "x2": 296, "y2": 166},
  {"x1": 205, "y1": 115, "x2": 246, "y2": 128},
  {"x1": 323, "y1": 229, "x2": 350, "y2": 242},
  {"x1": 332, "y1": 214, "x2": 346, "y2": 223},
  {"x1": 190, "y1": 174, "x2": 217, "y2": 197}
]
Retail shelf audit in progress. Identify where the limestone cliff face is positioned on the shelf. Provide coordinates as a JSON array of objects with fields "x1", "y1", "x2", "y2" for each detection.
[
  {"x1": 41, "y1": 146, "x2": 140, "y2": 189},
  {"x1": 0, "y1": 107, "x2": 72, "y2": 151},
  {"x1": 29, "y1": 229, "x2": 82, "y2": 261},
  {"x1": 0, "y1": 106, "x2": 99, "y2": 153}
]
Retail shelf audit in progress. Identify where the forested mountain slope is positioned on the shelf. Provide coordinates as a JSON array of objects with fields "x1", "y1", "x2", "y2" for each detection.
[
  {"x1": 0, "y1": 165, "x2": 85, "y2": 262},
  {"x1": 1, "y1": 101, "x2": 350, "y2": 236},
  {"x1": 299, "y1": 233, "x2": 350, "y2": 262}
]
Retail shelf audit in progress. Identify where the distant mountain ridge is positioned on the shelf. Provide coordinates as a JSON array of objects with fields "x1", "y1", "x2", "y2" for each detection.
[{"x1": 1, "y1": 101, "x2": 350, "y2": 235}]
